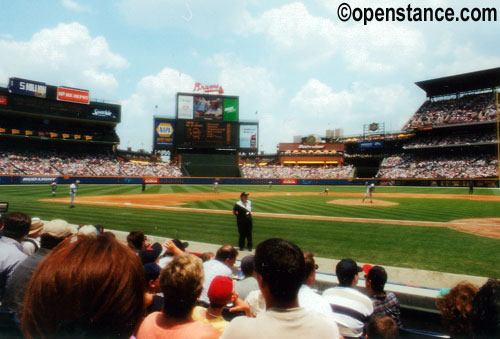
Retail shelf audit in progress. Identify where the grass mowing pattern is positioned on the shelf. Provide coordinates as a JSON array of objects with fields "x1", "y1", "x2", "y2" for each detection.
[{"x1": 1, "y1": 184, "x2": 499, "y2": 277}]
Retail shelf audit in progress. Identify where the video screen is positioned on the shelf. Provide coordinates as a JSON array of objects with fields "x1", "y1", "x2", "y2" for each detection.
[{"x1": 193, "y1": 96, "x2": 223, "y2": 120}]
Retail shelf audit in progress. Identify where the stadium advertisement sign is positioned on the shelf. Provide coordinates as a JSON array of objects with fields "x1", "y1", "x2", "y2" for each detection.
[
  {"x1": 154, "y1": 118, "x2": 175, "y2": 149},
  {"x1": 223, "y1": 98, "x2": 238, "y2": 121},
  {"x1": 8, "y1": 77, "x2": 47, "y2": 98},
  {"x1": 282, "y1": 179, "x2": 297, "y2": 184},
  {"x1": 178, "y1": 95, "x2": 194, "y2": 119},
  {"x1": 0, "y1": 95, "x2": 6, "y2": 105},
  {"x1": 21, "y1": 176, "x2": 57, "y2": 184},
  {"x1": 143, "y1": 177, "x2": 159, "y2": 184},
  {"x1": 359, "y1": 141, "x2": 384, "y2": 149},
  {"x1": 239, "y1": 124, "x2": 258, "y2": 149},
  {"x1": 57, "y1": 87, "x2": 90, "y2": 105}
]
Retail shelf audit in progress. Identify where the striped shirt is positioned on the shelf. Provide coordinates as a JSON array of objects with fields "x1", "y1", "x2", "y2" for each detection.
[
  {"x1": 371, "y1": 291, "x2": 401, "y2": 327},
  {"x1": 322, "y1": 286, "x2": 373, "y2": 338}
]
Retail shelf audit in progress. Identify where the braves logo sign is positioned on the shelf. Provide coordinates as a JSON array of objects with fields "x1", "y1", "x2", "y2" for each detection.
[{"x1": 193, "y1": 82, "x2": 224, "y2": 94}]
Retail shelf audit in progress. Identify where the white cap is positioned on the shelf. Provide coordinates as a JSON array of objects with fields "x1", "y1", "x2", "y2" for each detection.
[
  {"x1": 78, "y1": 225, "x2": 97, "y2": 237},
  {"x1": 42, "y1": 219, "x2": 72, "y2": 238}
]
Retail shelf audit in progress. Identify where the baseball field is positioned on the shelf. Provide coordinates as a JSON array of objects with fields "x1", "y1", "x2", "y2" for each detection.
[{"x1": 2, "y1": 184, "x2": 499, "y2": 277}]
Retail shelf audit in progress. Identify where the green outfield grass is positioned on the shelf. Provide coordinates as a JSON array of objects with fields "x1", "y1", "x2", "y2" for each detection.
[{"x1": 1, "y1": 184, "x2": 499, "y2": 277}]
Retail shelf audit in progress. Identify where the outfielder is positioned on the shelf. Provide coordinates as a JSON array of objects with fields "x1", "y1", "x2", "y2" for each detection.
[
  {"x1": 362, "y1": 183, "x2": 375, "y2": 203},
  {"x1": 51, "y1": 181, "x2": 57, "y2": 196}
]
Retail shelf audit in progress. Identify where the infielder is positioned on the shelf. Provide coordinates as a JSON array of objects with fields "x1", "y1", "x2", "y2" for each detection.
[
  {"x1": 362, "y1": 183, "x2": 375, "y2": 203},
  {"x1": 51, "y1": 181, "x2": 57, "y2": 196},
  {"x1": 69, "y1": 181, "x2": 77, "y2": 208},
  {"x1": 213, "y1": 181, "x2": 219, "y2": 193}
]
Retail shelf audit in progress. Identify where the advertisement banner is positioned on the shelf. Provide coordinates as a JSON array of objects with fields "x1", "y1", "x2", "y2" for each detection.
[
  {"x1": 0, "y1": 95, "x2": 7, "y2": 105},
  {"x1": 177, "y1": 95, "x2": 194, "y2": 119},
  {"x1": 21, "y1": 176, "x2": 58, "y2": 183},
  {"x1": 239, "y1": 124, "x2": 258, "y2": 149},
  {"x1": 154, "y1": 119, "x2": 175, "y2": 149},
  {"x1": 11, "y1": 129, "x2": 20, "y2": 135},
  {"x1": 8, "y1": 77, "x2": 47, "y2": 98},
  {"x1": 359, "y1": 141, "x2": 384, "y2": 149},
  {"x1": 57, "y1": 87, "x2": 90, "y2": 104},
  {"x1": 25, "y1": 130, "x2": 33, "y2": 136},
  {"x1": 282, "y1": 179, "x2": 297, "y2": 185},
  {"x1": 223, "y1": 97, "x2": 239, "y2": 121},
  {"x1": 143, "y1": 177, "x2": 159, "y2": 184}
]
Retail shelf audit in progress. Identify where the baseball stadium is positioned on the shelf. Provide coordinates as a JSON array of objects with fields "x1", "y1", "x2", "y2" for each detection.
[{"x1": 1, "y1": 68, "x2": 500, "y2": 336}]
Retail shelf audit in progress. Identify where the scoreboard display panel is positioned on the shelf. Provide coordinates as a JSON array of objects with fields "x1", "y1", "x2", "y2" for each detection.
[{"x1": 175, "y1": 120, "x2": 238, "y2": 149}]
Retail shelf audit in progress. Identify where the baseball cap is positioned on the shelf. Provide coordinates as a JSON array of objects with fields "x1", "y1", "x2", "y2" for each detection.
[
  {"x1": 367, "y1": 265, "x2": 388, "y2": 288},
  {"x1": 362, "y1": 264, "x2": 373, "y2": 276},
  {"x1": 336, "y1": 258, "x2": 362, "y2": 280},
  {"x1": 139, "y1": 242, "x2": 163, "y2": 264},
  {"x1": 143, "y1": 262, "x2": 161, "y2": 283},
  {"x1": 172, "y1": 239, "x2": 189, "y2": 251},
  {"x1": 78, "y1": 225, "x2": 97, "y2": 237},
  {"x1": 208, "y1": 276, "x2": 233, "y2": 306},
  {"x1": 42, "y1": 219, "x2": 72, "y2": 238},
  {"x1": 240, "y1": 192, "x2": 249, "y2": 197},
  {"x1": 29, "y1": 218, "x2": 44, "y2": 236}
]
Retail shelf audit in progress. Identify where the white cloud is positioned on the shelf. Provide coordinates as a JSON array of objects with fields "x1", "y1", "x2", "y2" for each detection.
[
  {"x1": 241, "y1": 2, "x2": 426, "y2": 72},
  {"x1": 286, "y1": 78, "x2": 422, "y2": 141},
  {"x1": 0, "y1": 22, "x2": 128, "y2": 96},
  {"x1": 61, "y1": 0, "x2": 90, "y2": 12},
  {"x1": 118, "y1": 68, "x2": 195, "y2": 150}
]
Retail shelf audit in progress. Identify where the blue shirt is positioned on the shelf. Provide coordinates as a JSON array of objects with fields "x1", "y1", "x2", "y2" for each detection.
[{"x1": 0, "y1": 236, "x2": 28, "y2": 301}]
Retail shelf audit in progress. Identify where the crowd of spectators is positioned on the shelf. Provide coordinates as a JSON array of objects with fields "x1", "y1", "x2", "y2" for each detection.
[
  {"x1": 404, "y1": 92, "x2": 497, "y2": 129},
  {"x1": 404, "y1": 132, "x2": 497, "y2": 148},
  {"x1": 241, "y1": 164, "x2": 355, "y2": 179},
  {"x1": 377, "y1": 154, "x2": 498, "y2": 179},
  {"x1": 0, "y1": 150, "x2": 182, "y2": 177},
  {"x1": 0, "y1": 213, "x2": 498, "y2": 338}
]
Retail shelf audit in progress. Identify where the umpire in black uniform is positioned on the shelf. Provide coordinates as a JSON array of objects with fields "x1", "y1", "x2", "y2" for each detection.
[{"x1": 233, "y1": 192, "x2": 253, "y2": 251}]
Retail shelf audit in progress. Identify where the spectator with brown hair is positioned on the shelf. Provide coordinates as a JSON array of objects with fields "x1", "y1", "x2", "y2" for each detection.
[
  {"x1": 127, "y1": 229, "x2": 147, "y2": 251},
  {"x1": 435, "y1": 282, "x2": 478, "y2": 338},
  {"x1": 470, "y1": 278, "x2": 499, "y2": 339},
  {"x1": 365, "y1": 314, "x2": 399, "y2": 339},
  {"x1": 200, "y1": 245, "x2": 238, "y2": 305},
  {"x1": 0, "y1": 212, "x2": 31, "y2": 301},
  {"x1": 21, "y1": 235, "x2": 145, "y2": 338},
  {"x1": 298, "y1": 251, "x2": 336, "y2": 323},
  {"x1": 137, "y1": 254, "x2": 220, "y2": 339}
]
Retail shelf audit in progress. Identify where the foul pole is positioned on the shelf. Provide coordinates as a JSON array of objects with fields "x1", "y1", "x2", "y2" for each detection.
[{"x1": 497, "y1": 90, "x2": 499, "y2": 187}]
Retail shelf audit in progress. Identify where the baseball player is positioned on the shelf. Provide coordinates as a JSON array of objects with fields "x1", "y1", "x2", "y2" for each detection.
[
  {"x1": 69, "y1": 181, "x2": 77, "y2": 208},
  {"x1": 213, "y1": 181, "x2": 219, "y2": 193},
  {"x1": 51, "y1": 181, "x2": 57, "y2": 196},
  {"x1": 362, "y1": 183, "x2": 375, "y2": 203}
]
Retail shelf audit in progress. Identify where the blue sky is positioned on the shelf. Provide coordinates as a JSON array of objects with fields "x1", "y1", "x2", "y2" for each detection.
[{"x1": 0, "y1": 0, "x2": 499, "y2": 152}]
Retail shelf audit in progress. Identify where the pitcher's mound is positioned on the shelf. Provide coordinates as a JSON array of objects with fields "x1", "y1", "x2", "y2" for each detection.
[{"x1": 328, "y1": 199, "x2": 399, "y2": 207}]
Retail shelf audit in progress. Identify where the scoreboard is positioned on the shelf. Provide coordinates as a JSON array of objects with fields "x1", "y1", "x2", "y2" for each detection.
[{"x1": 175, "y1": 120, "x2": 238, "y2": 149}]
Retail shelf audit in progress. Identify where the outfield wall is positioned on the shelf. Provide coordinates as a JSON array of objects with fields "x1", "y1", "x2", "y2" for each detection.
[{"x1": 0, "y1": 175, "x2": 496, "y2": 187}]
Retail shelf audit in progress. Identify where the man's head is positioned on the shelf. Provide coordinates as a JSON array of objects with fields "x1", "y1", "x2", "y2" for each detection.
[
  {"x1": 143, "y1": 262, "x2": 161, "y2": 293},
  {"x1": 336, "y1": 258, "x2": 362, "y2": 287},
  {"x1": 240, "y1": 255, "x2": 255, "y2": 278},
  {"x1": 138, "y1": 243, "x2": 163, "y2": 264},
  {"x1": 127, "y1": 230, "x2": 145, "y2": 251},
  {"x1": 470, "y1": 278, "x2": 499, "y2": 338},
  {"x1": 208, "y1": 276, "x2": 233, "y2": 308},
  {"x1": 365, "y1": 314, "x2": 398, "y2": 339},
  {"x1": 3, "y1": 212, "x2": 31, "y2": 241},
  {"x1": 240, "y1": 192, "x2": 249, "y2": 202},
  {"x1": 215, "y1": 245, "x2": 238, "y2": 268},
  {"x1": 303, "y1": 251, "x2": 318, "y2": 286},
  {"x1": 40, "y1": 219, "x2": 73, "y2": 250},
  {"x1": 254, "y1": 238, "x2": 305, "y2": 305},
  {"x1": 160, "y1": 254, "x2": 204, "y2": 319},
  {"x1": 366, "y1": 266, "x2": 388, "y2": 294}
]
